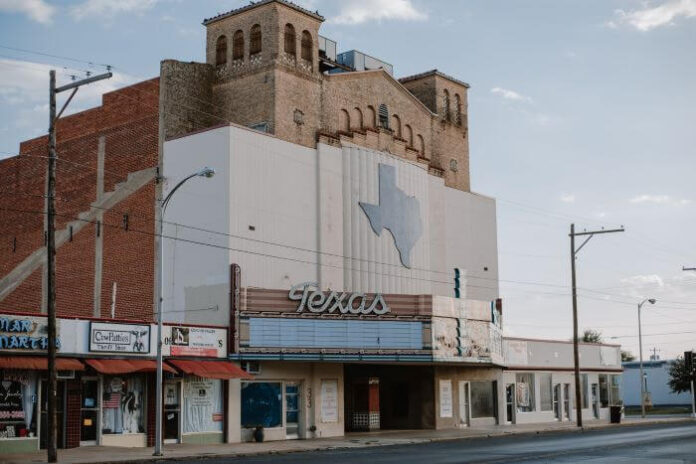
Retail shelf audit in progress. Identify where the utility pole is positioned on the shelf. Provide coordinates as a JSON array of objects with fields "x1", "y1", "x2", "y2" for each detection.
[
  {"x1": 46, "y1": 69, "x2": 111, "y2": 462},
  {"x1": 570, "y1": 224, "x2": 624, "y2": 427},
  {"x1": 683, "y1": 267, "x2": 695, "y2": 418}
]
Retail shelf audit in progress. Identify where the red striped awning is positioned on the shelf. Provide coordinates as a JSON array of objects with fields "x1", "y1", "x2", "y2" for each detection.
[
  {"x1": 0, "y1": 356, "x2": 84, "y2": 371},
  {"x1": 169, "y1": 360, "x2": 253, "y2": 380},
  {"x1": 85, "y1": 359, "x2": 176, "y2": 374}
]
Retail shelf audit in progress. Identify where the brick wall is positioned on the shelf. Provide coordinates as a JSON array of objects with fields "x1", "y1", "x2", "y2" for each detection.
[
  {"x1": 65, "y1": 378, "x2": 82, "y2": 448},
  {"x1": 0, "y1": 79, "x2": 160, "y2": 321}
]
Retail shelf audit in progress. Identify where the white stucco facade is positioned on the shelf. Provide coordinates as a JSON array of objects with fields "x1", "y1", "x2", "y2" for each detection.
[{"x1": 162, "y1": 124, "x2": 499, "y2": 325}]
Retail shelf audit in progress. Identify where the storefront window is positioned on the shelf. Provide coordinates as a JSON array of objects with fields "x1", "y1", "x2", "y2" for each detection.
[
  {"x1": 598, "y1": 374, "x2": 609, "y2": 408},
  {"x1": 581, "y1": 374, "x2": 589, "y2": 409},
  {"x1": 539, "y1": 373, "x2": 552, "y2": 412},
  {"x1": 515, "y1": 373, "x2": 535, "y2": 412},
  {"x1": 470, "y1": 381, "x2": 495, "y2": 418},
  {"x1": 183, "y1": 377, "x2": 223, "y2": 433},
  {"x1": 241, "y1": 382, "x2": 281, "y2": 428},
  {"x1": 101, "y1": 375, "x2": 145, "y2": 434},
  {"x1": 610, "y1": 375, "x2": 621, "y2": 405},
  {"x1": 0, "y1": 370, "x2": 37, "y2": 439}
]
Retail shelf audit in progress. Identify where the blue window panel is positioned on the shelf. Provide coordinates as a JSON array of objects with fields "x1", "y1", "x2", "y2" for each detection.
[{"x1": 248, "y1": 318, "x2": 422, "y2": 349}]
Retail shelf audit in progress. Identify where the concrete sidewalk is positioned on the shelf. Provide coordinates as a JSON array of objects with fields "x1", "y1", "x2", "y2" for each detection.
[{"x1": 3, "y1": 416, "x2": 693, "y2": 464}]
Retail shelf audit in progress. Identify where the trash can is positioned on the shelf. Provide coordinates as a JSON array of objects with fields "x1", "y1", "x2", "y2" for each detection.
[{"x1": 610, "y1": 405, "x2": 622, "y2": 424}]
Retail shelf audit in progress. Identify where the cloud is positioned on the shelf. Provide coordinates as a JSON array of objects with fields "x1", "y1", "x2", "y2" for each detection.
[
  {"x1": 620, "y1": 274, "x2": 665, "y2": 288},
  {"x1": 70, "y1": 0, "x2": 159, "y2": 21},
  {"x1": 491, "y1": 87, "x2": 533, "y2": 103},
  {"x1": 560, "y1": 193, "x2": 575, "y2": 203},
  {"x1": 608, "y1": 0, "x2": 696, "y2": 31},
  {"x1": 629, "y1": 194, "x2": 691, "y2": 205},
  {"x1": 0, "y1": 0, "x2": 55, "y2": 24},
  {"x1": 331, "y1": 0, "x2": 427, "y2": 24},
  {"x1": 0, "y1": 58, "x2": 137, "y2": 141}
]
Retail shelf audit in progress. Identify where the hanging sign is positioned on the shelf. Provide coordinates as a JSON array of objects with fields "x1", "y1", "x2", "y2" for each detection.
[
  {"x1": 0, "y1": 315, "x2": 59, "y2": 352},
  {"x1": 89, "y1": 322, "x2": 151, "y2": 354},
  {"x1": 289, "y1": 282, "x2": 390, "y2": 315}
]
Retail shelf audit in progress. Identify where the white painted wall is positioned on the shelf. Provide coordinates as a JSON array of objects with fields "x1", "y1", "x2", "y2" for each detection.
[
  {"x1": 503, "y1": 338, "x2": 622, "y2": 370},
  {"x1": 162, "y1": 126, "x2": 500, "y2": 321}
]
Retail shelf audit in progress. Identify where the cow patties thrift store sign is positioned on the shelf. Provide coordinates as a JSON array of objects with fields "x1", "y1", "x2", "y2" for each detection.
[{"x1": 89, "y1": 322, "x2": 151, "y2": 354}]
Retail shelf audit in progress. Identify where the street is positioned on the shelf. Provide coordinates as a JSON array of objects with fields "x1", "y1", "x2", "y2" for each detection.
[{"x1": 206, "y1": 424, "x2": 696, "y2": 464}]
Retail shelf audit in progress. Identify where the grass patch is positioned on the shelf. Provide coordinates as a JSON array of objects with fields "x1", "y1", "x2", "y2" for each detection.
[{"x1": 624, "y1": 405, "x2": 691, "y2": 415}]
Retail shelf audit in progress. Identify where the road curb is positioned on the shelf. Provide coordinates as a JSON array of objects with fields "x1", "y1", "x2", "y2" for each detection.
[{"x1": 35, "y1": 418, "x2": 696, "y2": 464}]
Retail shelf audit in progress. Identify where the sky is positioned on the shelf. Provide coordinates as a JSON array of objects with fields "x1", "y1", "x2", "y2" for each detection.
[{"x1": 0, "y1": 0, "x2": 695, "y2": 359}]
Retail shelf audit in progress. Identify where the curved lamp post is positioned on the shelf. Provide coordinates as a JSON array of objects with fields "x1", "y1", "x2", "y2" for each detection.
[
  {"x1": 638, "y1": 297, "x2": 656, "y2": 419},
  {"x1": 154, "y1": 166, "x2": 215, "y2": 456}
]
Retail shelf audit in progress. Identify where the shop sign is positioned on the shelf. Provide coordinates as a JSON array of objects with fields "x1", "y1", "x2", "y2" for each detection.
[
  {"x1": 289, "y1": 282, "x2": 390, "y2": 315},
  {"x1": 163, "y1": 326, "x2": 226, "y2": 358},
  {"x1": 0, "y1": 315, "x2": 59, "y2": 351},
  {"x1": 89, "y1": 322, "x2": 151, "y2": 354}
]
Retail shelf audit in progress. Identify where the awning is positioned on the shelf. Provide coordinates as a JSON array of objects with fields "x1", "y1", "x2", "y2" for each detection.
[
  {"x1": 85, "y1": 359, "x2": 176, "y2": 374},
  {"x1": 169, "y1": 360, "x2": 253, "y2": 380},
  {"x1": 0, "y1": 356, "x2": 85, "y2": 371}
]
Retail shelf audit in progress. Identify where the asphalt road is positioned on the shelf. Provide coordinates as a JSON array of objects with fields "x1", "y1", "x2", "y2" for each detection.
[{"x1": 197, "y1": 423, "x2": 696, "y2": 464}]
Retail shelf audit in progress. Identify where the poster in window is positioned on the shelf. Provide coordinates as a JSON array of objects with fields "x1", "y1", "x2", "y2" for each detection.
[
  {"x1": 439, "y1": 379, "x2": 453, "y2": 418},
  {"x1": 183, "y1": 378, "x2": 222, "y2": 433},
  {"x1": 320, "y1": 379, "x2": 338, "y2": 423}
]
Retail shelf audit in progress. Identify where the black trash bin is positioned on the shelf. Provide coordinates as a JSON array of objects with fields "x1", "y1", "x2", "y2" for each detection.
[{"x1": 610, "y1": 405, "x2": 622, "y2": 423}]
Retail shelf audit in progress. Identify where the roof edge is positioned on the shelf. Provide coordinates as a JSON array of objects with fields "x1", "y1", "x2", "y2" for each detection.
[
  {"x1": 399, "y1": 69, "x2": 470, "y2": 89},
  {"x1": 203, "y1": 0, "x2": 324, "y2": 26}
]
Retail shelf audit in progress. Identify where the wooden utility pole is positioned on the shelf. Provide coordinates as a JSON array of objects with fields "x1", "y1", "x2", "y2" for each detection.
[
  {"x1": 46, "y1": 70, "x2": 111, "y2": 462},
  {"x1": 569, "y1": 224, "x2": 624, "y2": 428}
]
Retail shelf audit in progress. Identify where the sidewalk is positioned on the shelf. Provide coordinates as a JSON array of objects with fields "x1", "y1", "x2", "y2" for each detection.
[{"x1": 3, "y1": 416, "x2": 693, "y2": 464}]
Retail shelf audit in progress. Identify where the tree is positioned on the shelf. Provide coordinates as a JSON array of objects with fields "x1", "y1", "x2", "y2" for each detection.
[
  {"x1": 580, "y1": 329, "x2": 603, "y2": 343},
  {"x1": 668, "y1": 356, "x2": 692, "y2": 394},
  {"x1": 621, "y1": 350, "x2": 636, "y2": 362}
]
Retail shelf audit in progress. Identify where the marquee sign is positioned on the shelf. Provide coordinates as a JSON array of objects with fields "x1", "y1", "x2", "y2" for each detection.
[
  {"x1": 0, "y1": 315, "x2": 59, "y2": 351},
  {"x1": 89, "y1": 322, "x2": 151, "y2": 354},
  {"x1": 288, "y1": 282, "x2": 390, "y2": 315}
]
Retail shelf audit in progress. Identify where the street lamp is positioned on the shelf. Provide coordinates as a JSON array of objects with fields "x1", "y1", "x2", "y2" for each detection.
[
  {"x1": 154, "y1": 166, "x2": 215, "y2": 456},
  {"x1": 638, "y1": 297, "x2": 656, "y2": 419}
]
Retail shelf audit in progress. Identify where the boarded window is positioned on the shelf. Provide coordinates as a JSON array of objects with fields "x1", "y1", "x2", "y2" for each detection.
[
  {"x1": 232, "y1": 30, "x2": 244, "y2": 60},
  {"x1": 404, "y1": 125, "x2": 413, "y2": 147},
  {"x1": 339, "y1": 109, "x2": 350, "y2": 132},
  {"x1": 215, "y1": 36, "x2": 227, "y2": 66},
  {"x1": 471, "y1": 381, "x2": 495, "y2": 418},
  {"x1": 352, "y1": 107, "x2": 363, "y2": 130},
  {"x1": 284, "y1": 24, "x2": 296, "y2": 56},
  {"x1": 455, "y1": 93, "x2": 462, "y2": 125},
  {"x1": 366, "y1": 106, "x2": 376, "y2": 128},
  {"x1": 378, "y1": 104, "x2": 389, "y2": 129},
  {"x1": 250, "y1": 24, "x2": 262, "y2": 56},
  {"x1": 417, "y1": 134, "x2": 425, "y2": 155},
  {"x1": 539, "y1": 373, "x2": 553, "y2": 411},
  {"x1": 301, "y1": 30, "x2": 312, "y2": 62},
  {"x1": 443, "y1": 89, "x2": 451, "y2": 121},
  {"x1": 392, "y1": 114, "x2": 401, "y2": 137}
]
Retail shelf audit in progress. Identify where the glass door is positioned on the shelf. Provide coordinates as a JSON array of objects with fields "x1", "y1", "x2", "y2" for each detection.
[
  {"x1": 285, "y1": 383, "x2": 300, "y2": 439},
  {"x1": 591, "y1": 384, "x2": 599, "y2": 419},
  {"x1": 80, "y1": 378, "x2": 100, "y2": 446},
  {"x1": 553, "y1": 384, "x2": 561, "y2": 420},
  {"x1": 163, "y1": 380, "x2": 181, "y2": 443},
  {"x1": 505, "y1": 384, "x2": 515, "y2": 424},
  {"x1": 458, "y1": 381, "x2": 470, "y2": 427},
  {"x1": 563, "y1": 384, "x2": 571, "y2": 420},
  {"x1": 40, "y1": 380, "x2": 65, "y2": 449}
]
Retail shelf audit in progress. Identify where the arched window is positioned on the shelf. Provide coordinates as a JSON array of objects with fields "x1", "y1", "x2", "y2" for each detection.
[
  {"x1": 404, "y1": 124, "x2": 413, "y2": 147},
  {"x1": 284, "y1": 24, "x2": 296, "y2": 56},
  {"x1": 455, "y1": 93, "x2": 462, "y2": 125},
  {"x1": 378, "y1": 104, "x2": 389, "y2": 129},
  {"x1": 215, "y1": 36, "x2": 227, "y2": 66},
  {"x1": 417, "y1": 134, "x2": 425, "y2": 156},
  {"x1": 339, "y1": 109, "x2": 350, "y2": 132},
  {"x1": 232, "y1": 30, "x2": 244, "y2": 60},
  {"x1": 352, "y1": 107, "x2": 363, "y2": 130},
  {"x1": 392, "y1": 114, "x2": 401, "y2": 138},
  {"x1": 250, "y1": 24, "x2": 262, "y2": 56},
  {"x1": 366, "y1": 106, "x2": 376, "y2": 128},
  {"x1": 443, "y1": 89, "x2": 451, "y2": 121},
  {"x1": 301, "y1": 30, "x2": 313, "y2": 62}
]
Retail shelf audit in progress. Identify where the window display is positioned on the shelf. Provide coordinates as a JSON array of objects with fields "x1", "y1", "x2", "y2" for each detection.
[
  {"x1": 183, "y1": 377, "x2": 223, "y2": 433},
  {"x1": 515, "y1": 373, "x2": 535, "y2": 412},
  {"x1": 0, "y1": 371, "x2": 37, "y2": 439},
  {"x1": 101, "y1": 375, "x2": 145, "y2": 435},
  {"x1": 241, "y1": 382, "x2": 281, "y2": 428}
]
